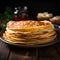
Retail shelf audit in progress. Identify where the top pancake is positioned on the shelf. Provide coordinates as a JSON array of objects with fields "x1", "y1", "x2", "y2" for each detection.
[{"x1": 7, "y1": 20, "x2": 54, "y2": 31}]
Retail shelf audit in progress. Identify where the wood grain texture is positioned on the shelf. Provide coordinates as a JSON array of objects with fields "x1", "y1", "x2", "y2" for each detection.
[
  {"x1": 8, "y1": 47, "x2": 38, "y2": 60},
  {"x1": 55, "y1": 42, "x2": 60, "y2": 56},
  {"x1": 38, "y1": 44, "x2": 60, "y2": 60},
  {"x1": 0, "y1": 40, "x2": 10, "y2": 60}
]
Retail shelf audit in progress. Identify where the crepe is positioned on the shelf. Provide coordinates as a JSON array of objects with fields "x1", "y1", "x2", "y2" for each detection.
[
  {"x1": 3, "y1": 20, "x2": 57, "y2": 45},
  {"x1": 3, "y1": 33, "x2": 56, "y2": 44}
]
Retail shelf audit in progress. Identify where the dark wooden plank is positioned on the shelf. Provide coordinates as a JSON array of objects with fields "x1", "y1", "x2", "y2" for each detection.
[
  {"x1": 38, "y1": 57, "x2": 60, "y2": 60},
  {"x1": 0, "y1": 39, "x2": 2, "y2": 47},
  {"x1": 38, "y1": 44, "x2": 60, "y2": 60},
  {"x1": 9, "y1": 47, "x2": 38, "y2": 60},
  {"x1": 0, "y1": 40, "x2": 10, "y2": 60},
  {"x1": 55, "y1": 42, "x2": 60, "y2": 56}
]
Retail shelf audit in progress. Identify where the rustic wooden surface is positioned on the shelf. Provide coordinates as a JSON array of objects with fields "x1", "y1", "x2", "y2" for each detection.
[{"x1": 0, "y1": 39, "x2": 60, "y2": 60}]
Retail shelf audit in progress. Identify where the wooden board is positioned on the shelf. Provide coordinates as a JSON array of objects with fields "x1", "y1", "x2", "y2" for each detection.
[
  {"x1": 9, "y1": 47, "x2": 38, "y2": 60},
  {"x1": 0, "y1": 40, "x2": 10, "y2": 60},
  {"x1": 38, "y1": 44, "x2": 60, "y2": 60}
]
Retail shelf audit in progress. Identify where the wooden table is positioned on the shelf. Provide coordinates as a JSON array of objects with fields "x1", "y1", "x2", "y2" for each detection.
[{"x1": 0, "y1": 38, "x2": 60, "y2": 60}]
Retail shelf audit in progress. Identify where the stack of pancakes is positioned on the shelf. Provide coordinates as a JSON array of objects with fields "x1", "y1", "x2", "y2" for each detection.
[{"x1": 3, "y1": 20, "x2": 56, "y2": 45}]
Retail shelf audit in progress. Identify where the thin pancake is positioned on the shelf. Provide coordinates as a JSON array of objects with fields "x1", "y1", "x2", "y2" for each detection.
[
  {"x1": 3, "y1": 33, "x2": 56, "y2": 44},
  {"x1": 5, "y1": 30, "x2": 56, "y2": 38}
]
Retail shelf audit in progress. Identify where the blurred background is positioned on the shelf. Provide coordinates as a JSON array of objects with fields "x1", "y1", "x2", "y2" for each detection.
[{"x1": 0, "y1": 0, "x2": 60, "y2": 19}]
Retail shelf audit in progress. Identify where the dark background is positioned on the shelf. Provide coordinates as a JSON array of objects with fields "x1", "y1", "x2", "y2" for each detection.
[{"x1": 0, "y1": 0, "x2": 60, "y2": 19}]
